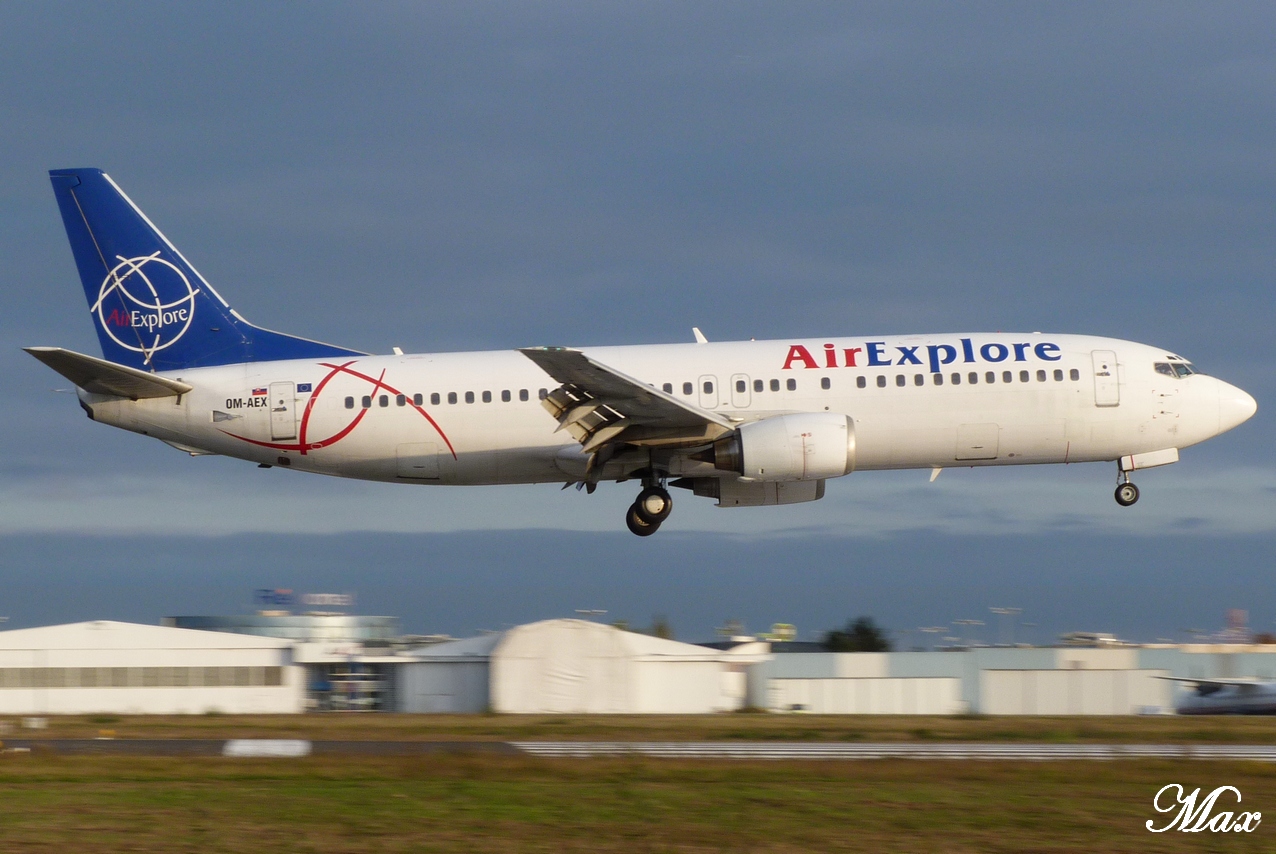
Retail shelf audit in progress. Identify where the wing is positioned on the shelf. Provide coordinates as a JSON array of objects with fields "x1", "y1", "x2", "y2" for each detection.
[
  {"x1": 519, "y1": 347, "x2": 733, "y2": 454},
  {"x1": 1157, "y1": 676, "x2": 1263, "y2": 687},
  {"x1": 25, "y1": 346, "x2": 193, "y2": 399}
]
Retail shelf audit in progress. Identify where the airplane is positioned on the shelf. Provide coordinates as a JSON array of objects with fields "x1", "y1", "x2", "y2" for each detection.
[
  {"x1": 1161, "y1": 677, "x2": 1276, "y2": 715},
  {"x1": 26, "y1": 168, "x2": 1257, "y2": 536}
]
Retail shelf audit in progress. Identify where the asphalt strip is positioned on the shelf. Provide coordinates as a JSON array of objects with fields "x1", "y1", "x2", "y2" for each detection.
[{"x1": 3, "y1": 740, "x2": 1276, "y2": 760}]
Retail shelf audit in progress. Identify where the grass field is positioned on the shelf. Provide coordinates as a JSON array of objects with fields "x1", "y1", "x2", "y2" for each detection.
[
  {"x1": 6, "y1": 711, "x2": 1276, "y2": 743},
  {"x1": 0, "y1": 752, "x2": 1273, "y2": 852},
  {"x1": 2, "y1": 715, "x2": 1275, "y2": 851}
]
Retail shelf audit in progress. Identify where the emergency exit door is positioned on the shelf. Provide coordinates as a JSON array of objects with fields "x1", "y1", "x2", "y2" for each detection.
[
  {"x1": 1091, "y1": 351, "x2": 1120, "y2": 407},
  {"x1": 269, "y1": 382, "x2": 297, "y2": 440},
  {"x1": 698, "y1": 375, "x2": 719, "y2": 409}
]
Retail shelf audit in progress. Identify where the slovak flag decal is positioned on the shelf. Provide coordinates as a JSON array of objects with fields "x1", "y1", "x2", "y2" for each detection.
[{"x1": 252, "y1": 387, "x2": 267, "y2": 396}]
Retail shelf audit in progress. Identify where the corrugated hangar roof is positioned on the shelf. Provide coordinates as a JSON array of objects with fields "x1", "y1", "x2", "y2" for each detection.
[
  {"x1": 497, "y1": 619, "x2": 761, "y2": 662},
  {"x1": 0, "y1": 620, "x2": 293, "y2": 650}
]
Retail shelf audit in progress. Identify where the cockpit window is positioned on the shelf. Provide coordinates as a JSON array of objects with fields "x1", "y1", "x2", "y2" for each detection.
[{"x1": 1155, "y1": 361, "x2": 1199, "y2": 378}]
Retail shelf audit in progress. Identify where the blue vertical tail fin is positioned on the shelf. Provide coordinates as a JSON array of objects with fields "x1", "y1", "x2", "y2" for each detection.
[{"x1": 49, "y1": 168, "x2": 364, "y2": 372}]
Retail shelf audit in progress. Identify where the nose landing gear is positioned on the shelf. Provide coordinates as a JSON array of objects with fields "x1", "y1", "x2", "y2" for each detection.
[
  {"x1": 1114, "y1": 468, "x2": 1140, "y2": 507},
  {"x1": 626, "y1": 484, "x2": 672, "y2": 536}
]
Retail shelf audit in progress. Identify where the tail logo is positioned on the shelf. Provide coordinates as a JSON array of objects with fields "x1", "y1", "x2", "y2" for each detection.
[{"x1": 91, "y1": 252, "x2": 200, "y2": 361}]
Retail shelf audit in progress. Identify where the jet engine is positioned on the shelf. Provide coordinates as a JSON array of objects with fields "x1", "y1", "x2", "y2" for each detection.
[{"x1": 707, "y1": 413, "x2": 855, "y2": 481}]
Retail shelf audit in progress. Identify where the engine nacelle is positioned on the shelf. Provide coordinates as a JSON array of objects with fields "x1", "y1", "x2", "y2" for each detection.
[{"x1": 711, "y1": 413, "x2": 855, "y2": 481}]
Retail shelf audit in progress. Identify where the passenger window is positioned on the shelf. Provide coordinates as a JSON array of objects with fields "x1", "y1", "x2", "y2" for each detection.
[
  {"x1": 379, "y1": 394, "x2": 389, "y2": 407},
  {"x1": 683, "y1": 382, "x2": 693, "y2": 395},
  {"x1": 895, "y1": 375, "x2": 905, "y2": 387},
  {"x1": 1053, "y1": 370, "x2": 1063, "y2": 381},
  {"x1": 934, "y1": 374, "x2": 943, "y2": 386},
  {"x1": 662, "y1": 383, "x2": 673, "y2": 394},
  {"x1": 431, "y1": 393, "x2": 440, "y2": 405},
  {"x1": 1002, "y1": 371, "x2": 1012, "y2": 383},
  {"x1": 465, "y1": 391, "x2": 475, "y2": 404},
  {"x1": 914, "y1": 374, "x2": 924, "y2": 386},
  {"x1": 538, "y1": 388, "x2": 548, "y2": 400},
  {"x1": 519, "y1": 389, "x2": 529, "y2": 401},
  {"x1": 501, "y1": 390, "x2": 511, "y2": 402},
  {"x1": 448, "y1": 392, "x2": 457, "y2": 404},
  {"x1": 857, "y1": 376, "x2": 867, "y2": 389},
  {"x1": 1019, "y1": 370, "x2": 1029, "y2": 383},
  {"x1": 786, "y1": 378, "x2": 797, "y2": 391},
  {"x1": 344, "y1": 396, "x2": 354, "y2": 409},
  {"x1": 482, "y1": 391, "x2": 492, "y2": 403},
  {"x1": 1036, "y1": 370, "x2": 1046, "y2": 382},
  {"x1": 413, "y1": 393, "x2": 423, "y2": 406},
  {"x1": 951, "y1": 373, "x2": 960, "y2": 385},
  {"x1": 770, "y1": 379, "x2": 780, "y2": 392},
  {"x1": 703, "y1": 380, "x2": 714, "y2": 394},
  {"x1": 986, "y1": 372, "x2": 995, "y2": 384},
  {"x1": 753, "y1": 379, "x2": 763, "y2": 393},
  {"x1": 1154, "y1": 362, "x2": 1175, "y2": 377},
  {"x1": 736, "y1": 379, "x2": 746, "y2": 393},
  {"x1": 820, "y1": 377, "x2": 831, "y2": 390},
  {"x1": 968, "y1": 372, "x2": 978, "y2": 385},
  {"x1": 361, "y1": 396, "x2": 372, "y2": 409},
  {"x1": 1070, "y1": 369, "x2": 1080, "y2": 381},
  {"x1": 877, "y1": 375, "x2": 887, "y2": 388},
  {"x1": 396, "y1": 394, "x2": 406, "y2": 406}
]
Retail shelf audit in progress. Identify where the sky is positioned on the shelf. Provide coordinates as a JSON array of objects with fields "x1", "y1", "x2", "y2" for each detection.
[{"x1": 2, "y1": 2, "x2": 1273, "y2": 644}]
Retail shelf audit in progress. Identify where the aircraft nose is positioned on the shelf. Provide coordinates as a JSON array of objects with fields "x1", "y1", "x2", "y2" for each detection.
[{"x1": 1218, "y1": 380, "x2": 1257, "y2": 434}]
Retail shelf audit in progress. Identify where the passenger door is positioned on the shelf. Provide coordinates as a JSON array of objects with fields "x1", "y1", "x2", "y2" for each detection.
[
  {"x1": 1091, "y1": 351, "x2": 1120, "y2": 407},
  {"x1": 729, "y1": 373, "x2": 751, "y2": 408},
  {"x1": 269, "y1": 382, "x2": 297, "y2": 440}
]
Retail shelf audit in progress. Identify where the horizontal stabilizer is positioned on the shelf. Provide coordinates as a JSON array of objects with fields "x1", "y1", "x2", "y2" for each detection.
[{"x1": 24, "y1": 346, "x2": 192, "y2": 399}]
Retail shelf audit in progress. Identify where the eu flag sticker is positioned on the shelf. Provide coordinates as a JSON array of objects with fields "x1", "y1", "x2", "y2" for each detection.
[{"x1": 297, "y1": 383, "x2": 313, "y2": 393}]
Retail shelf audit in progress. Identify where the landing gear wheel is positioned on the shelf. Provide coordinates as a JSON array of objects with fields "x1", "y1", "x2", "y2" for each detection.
[
  {"x1": 1115, "y1": 482, "x2": 1140, "y2": 507},
  {"x1": 634, "y1": 486, "x2": 673, "y2": 524},
  {"x1": 626, "y1": 504, "x2": 660, "y2": 536}
]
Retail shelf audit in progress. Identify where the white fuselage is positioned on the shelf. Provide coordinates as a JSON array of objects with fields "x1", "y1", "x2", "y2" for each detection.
[
  {"x1": 79, "y1": 332, "x2": 1252, "y2": 489},
  {"x1": 1177, "y1": 683, "x2": 1276, "y2": 715}
]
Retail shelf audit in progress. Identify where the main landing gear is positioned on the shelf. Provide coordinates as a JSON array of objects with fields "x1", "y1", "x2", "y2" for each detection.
[
  {"x1": 1114, "y1": 468, "x2": 1140, "y2": 507},
  {"x1": 626, "y1": 484, "x2": 673, "y2": 536}
]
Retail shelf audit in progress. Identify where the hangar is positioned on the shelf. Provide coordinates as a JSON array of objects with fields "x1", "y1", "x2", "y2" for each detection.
[
  {"x1": 398, "y1": 618, "x2": 770, "y2": 713},
  {"x1": 0, "y1": 621, "x2": 303, "y2": 715}
]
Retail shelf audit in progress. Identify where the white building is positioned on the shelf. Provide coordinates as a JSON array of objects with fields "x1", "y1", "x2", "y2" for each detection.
[
  {"x1": 398, "y1": 619, "x2": 771, "y2": 714},
  {"x1": 0, "y1": 621, "x2": 304, "y2": 715}
]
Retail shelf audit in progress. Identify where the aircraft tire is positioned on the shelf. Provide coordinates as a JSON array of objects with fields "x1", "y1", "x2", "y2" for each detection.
[
  {"x1": 634, "y1": 486, "x2": 673, "y2": 524},
  {"x1": 626, "y1": 504, "x2": 660, "y2": 536},
  {"x1": 1114, "y1": 483, "x2": 1140, "y2": 507}
]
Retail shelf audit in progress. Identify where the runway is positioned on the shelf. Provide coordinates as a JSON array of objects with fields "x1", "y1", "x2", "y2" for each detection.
[{"x1": 4, "y1": 739, "x2": 1276, "y2": 760}]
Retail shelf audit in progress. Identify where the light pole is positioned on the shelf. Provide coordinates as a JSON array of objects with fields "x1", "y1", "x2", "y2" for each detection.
[
  {"x1": 990, "y1": 607, "x2": 1022, "y2": 646},
  {"x1": 953, "y1": 619, "x2": 985, "y2": 647},
  {"x1": 919, "y1": 626, "x2": 946, "y2": 650}
]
